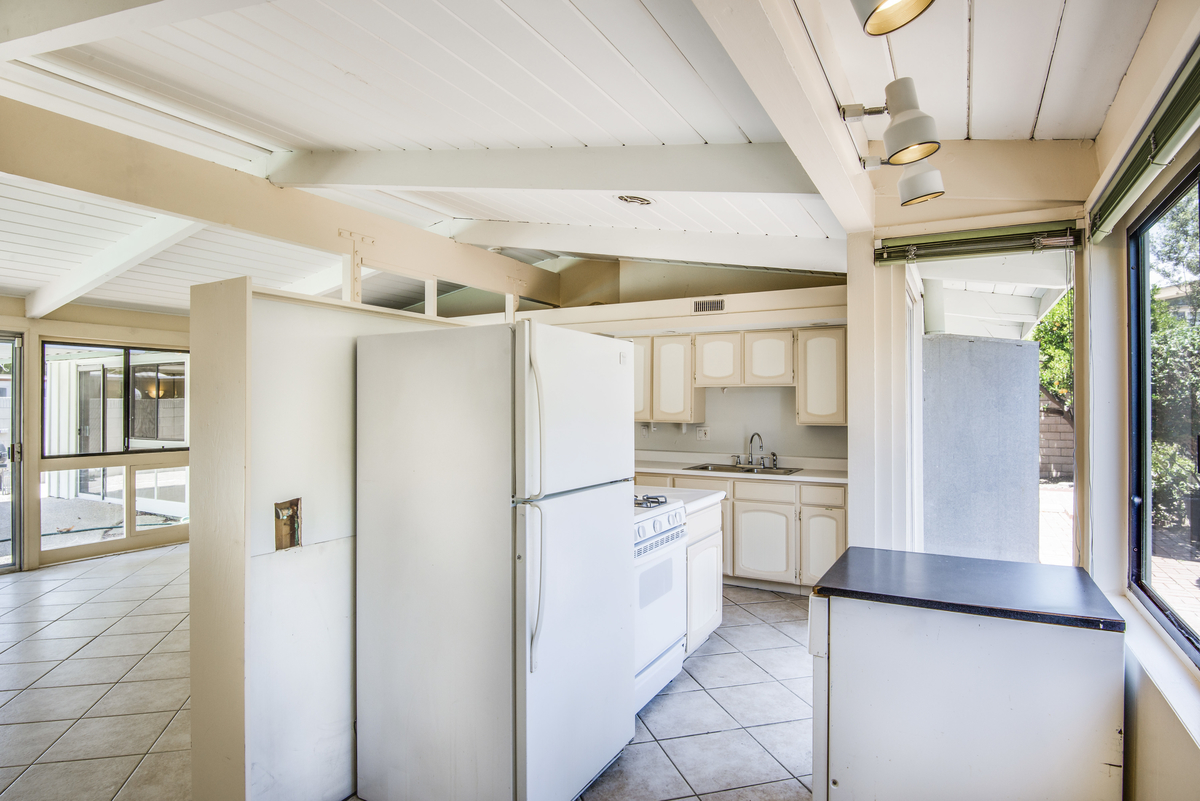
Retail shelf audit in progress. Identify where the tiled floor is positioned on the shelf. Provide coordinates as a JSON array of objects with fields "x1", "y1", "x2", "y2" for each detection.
[
  {"x1": 0, "y1": 544, "x2": 190, "y2": 800},
  {"x1": 583, "y1": 584, "x2": 814, "y2": 801}
]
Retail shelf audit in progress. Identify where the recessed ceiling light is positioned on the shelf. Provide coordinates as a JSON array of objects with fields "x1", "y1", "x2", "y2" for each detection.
[{"x1": 618, "y1": 195, "x2": 653, "y2": 206}]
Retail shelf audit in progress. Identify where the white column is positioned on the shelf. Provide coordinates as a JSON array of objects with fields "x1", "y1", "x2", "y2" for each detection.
[
  {"x1": 504, "y1": 294, "x2": 517, "y2": 323},
  {"x1": 922, "y1": 278, "x2": 946, "y2": 334}
]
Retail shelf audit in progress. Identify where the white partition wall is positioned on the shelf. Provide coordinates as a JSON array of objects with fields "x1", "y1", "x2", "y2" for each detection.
[{"x1": 190, "y1": 277, "x2": 454, "y2": 801}]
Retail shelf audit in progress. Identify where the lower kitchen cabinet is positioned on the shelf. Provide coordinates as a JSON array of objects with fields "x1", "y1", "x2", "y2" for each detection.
[
  {"x1": 686, "y1": 506, "x2": 723, "y2": 654},
  {"x1": 732, "y1": 501, "x2": 797, "y2": 583},
  {"x1": 800, "y1": 505, "x2": 846, "y2": 586}
]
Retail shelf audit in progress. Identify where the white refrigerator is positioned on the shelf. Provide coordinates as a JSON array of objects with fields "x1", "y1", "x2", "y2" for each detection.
[{"x1": 356, "y1": 320, "x2": 634, "y2": 801}]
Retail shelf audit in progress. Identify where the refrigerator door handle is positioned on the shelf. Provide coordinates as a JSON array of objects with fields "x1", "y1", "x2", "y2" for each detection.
[
  {"x1": 528, "y1": 502, "x2": 546, "y2": 672},
  {"x1": 528, "y1": 324, "x2": 547, "y2": 500}
]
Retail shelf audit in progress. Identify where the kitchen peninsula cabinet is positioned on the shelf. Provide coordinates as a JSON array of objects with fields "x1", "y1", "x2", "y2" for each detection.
[
  {"x1": 796, "y1": 326, "x2": 846, "y2": 425},
  {"x1": 800, "y1": 505, "x2": 845, "y2": 586}
]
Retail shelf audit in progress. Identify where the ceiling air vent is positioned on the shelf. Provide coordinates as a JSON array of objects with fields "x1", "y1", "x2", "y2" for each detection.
[{"x1": 693, "y1": 299, "x2": 725, "y2": 314}]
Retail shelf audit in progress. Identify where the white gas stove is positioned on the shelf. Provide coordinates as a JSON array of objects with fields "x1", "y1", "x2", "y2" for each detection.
[{"x1": 632, "y1": 493, "x2": 688, "y2": 712}]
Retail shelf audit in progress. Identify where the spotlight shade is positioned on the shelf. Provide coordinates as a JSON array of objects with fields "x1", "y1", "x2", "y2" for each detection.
[
  {"x1": 883, "y1": 77, "x2": 940, "y2": 165},
  {"x1": 897, "y1": 159, "x2": 944, "y2": 206},
  {"x1": 851, "y1": 0, "x2": 936, "y2": 36}
]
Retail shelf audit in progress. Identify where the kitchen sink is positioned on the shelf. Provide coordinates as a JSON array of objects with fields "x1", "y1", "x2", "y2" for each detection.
[{"x1": 685, "y1": 463, "x2": 801, "y2": 475}]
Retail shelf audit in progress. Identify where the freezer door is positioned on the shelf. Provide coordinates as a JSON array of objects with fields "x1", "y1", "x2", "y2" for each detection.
[
  {"x1": 516, "y1": 320, "x2": 634, "y2": 499},
  {"x1": 516, "y1": 482, "x2": 634, "y2": 801}
]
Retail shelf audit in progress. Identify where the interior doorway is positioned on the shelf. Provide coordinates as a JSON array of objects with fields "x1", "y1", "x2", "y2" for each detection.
[{"x1": 0, "y1": 335, "x2": 22, "y2": 571}]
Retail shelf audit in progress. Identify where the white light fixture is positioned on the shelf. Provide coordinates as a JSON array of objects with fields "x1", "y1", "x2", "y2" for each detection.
[
  {"x1": 851, "y1": 0, "x2": 936, "y2": 36},
  {"x1": 883, "y1": 77, "x2": 940, "y2": 165},
  {"x1": 897, "y1": 158, "x2": 944, "y2": 206}
]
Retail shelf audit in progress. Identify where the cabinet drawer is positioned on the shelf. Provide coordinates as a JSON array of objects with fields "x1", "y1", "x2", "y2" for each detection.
[
  {"x1": 799, "y1": 484, "x2": 846, "y2": 507},
  {"x1": 673, "y1": 476, "x2": 733, "y2": 493},
  {"x1": 734, "y1": 481, "x2": 797, "y2": 504},
  {"x1": 635, "y1": 473, "x2": 672, "y2": 487},
  {"x1": 687, "y1": 504, "x2": 722, "y2": 539}
]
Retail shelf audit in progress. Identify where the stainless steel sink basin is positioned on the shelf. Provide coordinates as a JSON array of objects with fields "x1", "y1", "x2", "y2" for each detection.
[{"x1": 685, "y1": 463, "x2": 801, "y2": 475}]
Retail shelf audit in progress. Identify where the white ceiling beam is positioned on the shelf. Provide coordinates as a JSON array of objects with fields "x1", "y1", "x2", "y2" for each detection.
[
  {"x1": 25, "y1": 215, "x2": 204, "y2": 318},
  {"x1": 692, "y1": 0, "x2": 874, "y2": 233},
  {"x1": 280, "y1": 263, "x2": 377, "y2": 297},
  {"x1": 442, "y1": 219, "x2": 847, "y2": 273},
  {"x1": 267, "y1": 143, "x2": 817, "y2": 195},
  {"x1": 915, "y1": 253, "x2": 1072, "y2": 289},
  {"x1": 944, "y1": 316, "x2": 1025, "y2": 341},
  {"x1": 942, "y1": 289, "x2": 1040, "y2": 324},
  {"x1": 0, "y1": 0, "x2": 259, "y2": 62}
]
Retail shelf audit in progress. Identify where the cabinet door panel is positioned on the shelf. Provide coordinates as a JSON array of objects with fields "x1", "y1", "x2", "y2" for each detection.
[
  {"x1": 801, "y1": 506, "x2": 846, "y2": 585},
  {"x1": 744, "y1": 331, "x2": 794, "y2": 385},
  {"x1": 687, "y1": 532, "x2": 723, "y2": 654},
  {"x1": 796, "y1": 327, "x2": 846, "y2": 425},
  {"x1": 653, "y1": 336, "x2": 700, "y2": 422},
  {"x1": 630, "y1": 337, "x2": 652, "y2": 422},
  {"x1": 733, "y1": 501, "x2": 796, "y2": 583},
  {"x1": 695, "y1": 333, "x2": 742, "y2": 386}
]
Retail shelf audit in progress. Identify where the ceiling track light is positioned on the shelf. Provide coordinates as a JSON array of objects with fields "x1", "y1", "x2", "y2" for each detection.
[
  {"x1": 840, "y1": 77, "x2": 941, "y2": 166},
  {"x1": 851, "y1": 0, "x2": 937, "y2": 36},
  {"x1": 897, "y1": 159, "x2": 944, "y2": 206}
]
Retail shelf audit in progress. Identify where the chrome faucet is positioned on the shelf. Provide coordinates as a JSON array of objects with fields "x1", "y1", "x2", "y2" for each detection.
[{"x1": 749, "y1": 432, "x2": 764, "y2": 466}]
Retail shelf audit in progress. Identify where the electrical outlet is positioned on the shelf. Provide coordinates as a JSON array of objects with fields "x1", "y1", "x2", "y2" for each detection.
[
  {"x1": 640, "y1": 424, "x2": 650, "y2": 439},
  {"x1": 696, "y1": 426, "x2": 711, "y2": 441}
]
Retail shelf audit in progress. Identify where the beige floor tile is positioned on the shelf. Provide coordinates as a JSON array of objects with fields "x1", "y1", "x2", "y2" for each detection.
[
  {"x1": 745, "y1": 721, "x2": 813, "y2": 778},
  {"x1": 742, "y1": 603, "x2": 808, "y2": 624},
  {"x1": 699, "y1": 779, "x2": 812, "y2": 800},
  {"x1": 778, "y1": 679, "x2": 813, "y2": 707},
  {"x1": 0, "y1": 720, "x2": 73, "y2": 767},
  {"x1": 175, "y1": 616, "x2": 189, "y2": 631},
  {"x1": 150, "y1": 585, "x2": 189, "y2": 600},
  {"x1": 707, "y1": 683, "x2": 811, "y2": 728},
  {"x1": 581, "y1": 742, "x2": 692, "y2": 801},
  {"x1": 128, "y1": 598, "x2": 188, "y2": 616},
  {"x1": 640, "y1": 690, "x2": 739, "y2": 740},
  {"x1": 0, "y1": 690, "x2": 17, "y2": 706},
  {"x1": 660, "y1": 670, "x2": 702, "y2": 694},
  {"x1": 151, "y1": 630, "x2": 188, "y2": 653},
  {"x1": 149, "y1": 709, "x2": 190, "y2": 753},
  {"x1": 631, "y1": 715, "x2": 653, "y2": 745},
  {"x1": 723, "y1": 587, "x2": 782, "y2": 605},
  {"x1": 39, "y1": 712, "x2": 173, "y2": 763},
  {"x1": 60, "y1": 602, "x2": 140, "y2": 621},
  {"x1": 716, "y1": 625, "x2": 797, "y2": 653},
  {"x1": 689, "y1": 633, "x2": 736, "y2": 657},
  {"x1": 71, "y1": 633, "x2": 165, "y2": 660},
  {"x1": 114, "y1": 573, "x2": 181, "y2": 588},
  {"x1": 57, "y1": 578, "x2": 120, "y2": 592},
  {"x1": 31, "y1": 656, "x2": 140, "y2": 689},
  {"x1": 104, "y1": 614, "x2": 186, "y2": 636},
  {"x1": 86, "y1": 678, "x2": 190, "y2": 717},
  {"x1": 28, "y1": 618, "x2": 119, "y2": 641},
  {"x1": 744, "y1": 648, "x2": 814, "y2": 682},
  {"x1": 90, "y1": 586, "x2": 160, "y2": 604},
  {"x1": 181, "y1": 697, "x2": 190, "y2": 710},
  {"x1": 121, "y1": 652, "x2": 189, "y2": 683},
  {"x1": 0, "y1": 622, "x2": 49, "y2": 643},
  {"x1": 683, "y1": 653, "x2": 772, "y2": 690},
  {"x1": 0, "y1": 684, "x2": 111, "y2": 724},
  {"x1": 0, "y1": 765, "x2": 22, "y2": 793},
  {"x1": 28, "y1": 590, "x2": 103, "y2": 607},
  {"x1": 3, "y1": 755, "x2": 140, "y2": 800},
  {"x1": 0, "y1": 662, "x2": 58, "y2": 692},
  {"x1": 0, "y1": 605, "x2": 78, "y2": 624},
  {"x1": 770, "y1": 621, "x2": 808, "y2": 647},
  {"x1": 717, "y1": 607, "x2": 761, "y2": 627},
  {"x1": 0, "y1": 637, "x2": 92, "y2": 665},
  {"x1": 114, "y1": 750, "x2": 191, "y2": 801},
  {"x1": 660, "y1": 730, "x2": 789, "y2": 795}
]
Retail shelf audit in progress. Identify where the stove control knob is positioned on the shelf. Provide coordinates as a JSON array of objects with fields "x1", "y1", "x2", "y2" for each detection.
[
  {"x1": 671, "y1": 512, "x2": 681, "y2": 526},
  {"x1": 636, "y1": 525, "x2": 646, "y2": 540},
  {"x1": 653, "y1": 519, "x2": 663, "y2": 533}
]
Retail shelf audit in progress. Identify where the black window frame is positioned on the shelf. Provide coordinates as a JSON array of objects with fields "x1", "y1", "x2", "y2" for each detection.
[
  {"x1": 40, "y1": 341, "x2": 190, "y2": 460},
  {"x1": 1128, "y1": 160, "x2": 1200, "y2": 669}
]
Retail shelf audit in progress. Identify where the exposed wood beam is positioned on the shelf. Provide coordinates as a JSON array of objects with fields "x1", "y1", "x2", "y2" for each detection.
[
  {"x1": 0, "y1": 97, "x2": 559, "y2": 304},
  {"x1": 0, "y1": 0, "x2": 259, "y2": 61},
  {"x1": 441, "y1": 219, "x2": 847, "y2": 273},
  {"x1": 25, "y1": 215, "x2": 204, "y2": 318},
  {"x1": 942, "y1": 289, "x2": 1040, "y2": 324},
  {"x1": 692, "y1": 0, "x2": 874, "y2": 233},
  {"x1": 915, "y1": 252, "x2": 1072, "y2": 289},
  {"x1": 267, "y1": 143, "x2": 817, "y2": 195}
]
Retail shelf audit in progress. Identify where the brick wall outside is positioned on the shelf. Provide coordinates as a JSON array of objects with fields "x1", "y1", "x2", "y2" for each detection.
[{"x1": 1041, "y1": 392, "x2": 1074, "y2": 481}]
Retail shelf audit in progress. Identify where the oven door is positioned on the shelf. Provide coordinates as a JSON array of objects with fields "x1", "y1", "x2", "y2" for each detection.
[{"x1": 633, "y1": 531, "x2": 688, "y2": 673}]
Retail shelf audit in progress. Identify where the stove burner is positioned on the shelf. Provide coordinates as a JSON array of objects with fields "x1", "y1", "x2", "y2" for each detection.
[{"x1": 634, "y1": 494, "x2": 668, "y2": 509}]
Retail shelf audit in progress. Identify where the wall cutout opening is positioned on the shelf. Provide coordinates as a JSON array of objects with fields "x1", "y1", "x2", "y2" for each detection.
[{"x1": 274, "y1": 498, "x2": 301, "y2": 550}]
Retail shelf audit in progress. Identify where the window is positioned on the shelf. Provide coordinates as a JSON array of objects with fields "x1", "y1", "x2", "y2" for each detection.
[{"x1": 1129, "y1": 167, "x2": 1200, "y2": 666}]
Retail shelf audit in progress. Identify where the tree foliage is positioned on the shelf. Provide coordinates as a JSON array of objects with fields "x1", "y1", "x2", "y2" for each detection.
[
  {"x1": 1150, "y1": 183, "x2": 1200, "y2": 323},
  {"x1": 1029, "y1": 289, "x2": 1073, "y2": 415}
]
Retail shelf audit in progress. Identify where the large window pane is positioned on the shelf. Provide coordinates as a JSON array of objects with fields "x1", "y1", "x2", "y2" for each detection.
[
  {"x1": 0, "y1": 341, "x2": 12, "y2": 568},
  {"x1": 43, "y1": 345, "x2": 124, "y2": 457},
  {"x1": 40, "y1": 468, "x2": 124, "y2": 550},
  {"x1": 129, "y1": 350, "x2": 188, "y2": 450},
  {"x1": 135, "y1": 467, "x2": 188, "y2": 530},
  {"x1": 1144, "y1": 180, "x2": 1200, "y2": 638}
]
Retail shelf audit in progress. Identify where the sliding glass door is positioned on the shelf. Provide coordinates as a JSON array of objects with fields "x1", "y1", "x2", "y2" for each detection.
[{"x1": 0, "y1": 336, "x2": 21, "y2": 571}]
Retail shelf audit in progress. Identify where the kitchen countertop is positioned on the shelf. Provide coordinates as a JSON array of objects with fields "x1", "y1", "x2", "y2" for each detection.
[
  {"x1": 634, "y1": 485, "x2": 725, "y2": 516},
  {"x1": 813, "y1": 547, "x2": 1125, "y2": 632},
  {"x1": 636, "y1": 460, "x2": 848, "y2": 485}
]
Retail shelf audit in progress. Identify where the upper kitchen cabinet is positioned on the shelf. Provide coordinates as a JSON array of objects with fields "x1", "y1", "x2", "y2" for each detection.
[
  {"x1": 631, "y1": 337, "x2": 652, "y2": 423},
  {"x1": 653, "y1": 335, "x2": 705, "y2": 423},
  {"x1": 744, "y1": 331, "x2": 794, "y2": 386},
  {"x1": 796, "y1": 327, "x2": 846, "y2": 426},
  {"x1": 695, "y1": 333, "x2": 742, "y2": 387}
]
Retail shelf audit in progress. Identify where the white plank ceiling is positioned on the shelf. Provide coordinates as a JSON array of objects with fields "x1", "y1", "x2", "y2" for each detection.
[{"x1": 815, "y1": 0, "x2": 1158, "y2": 142}]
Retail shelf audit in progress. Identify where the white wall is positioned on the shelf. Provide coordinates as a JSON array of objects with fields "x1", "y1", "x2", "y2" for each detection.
[{"x1": 637, "y1": 385, "x2": 847, "y2": 458}]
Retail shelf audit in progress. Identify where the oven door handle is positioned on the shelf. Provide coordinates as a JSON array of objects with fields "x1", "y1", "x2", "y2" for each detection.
[{"x1": 527, "y1": 502, "x2": 546, "y2": 673}]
